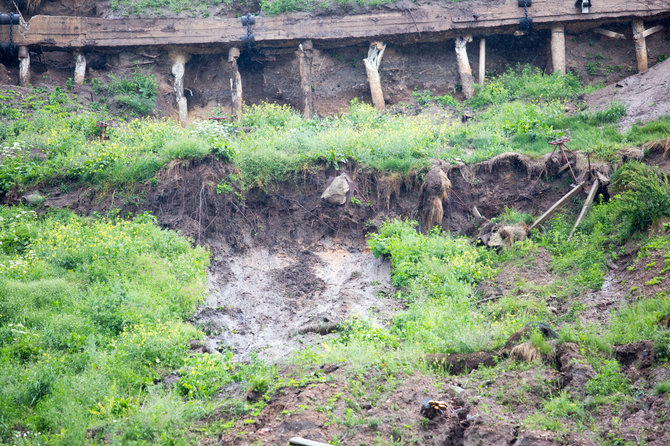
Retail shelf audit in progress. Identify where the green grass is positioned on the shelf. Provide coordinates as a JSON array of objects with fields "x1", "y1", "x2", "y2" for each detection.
[
  {"x1": 2, "y1": 65, "x2": 670, "y2": 195},
  {"x1": 0, "y1": 207, "x2": 214, "y2": 443}
]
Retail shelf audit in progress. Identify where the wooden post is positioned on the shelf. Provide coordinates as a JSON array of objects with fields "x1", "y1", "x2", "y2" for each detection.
[
  {"x1": 228, "y1": 47, "x2": 243, "y2": 119},
  {"x1": 18, "y1": 46, "x2": 30, "y2": 87},
  {"x1": 74, "y1": 52, "x2": 86, "y2": 86},
  {"x1": 569, "y1": 180, "x2": 599, "y2": 239},
  {"x1": 170, "y1": 53, "x2": 188, "y2": 124},
  {"x1": 455, "y1": 35, "x2": 474, "y2": 99},
  {"x1": 632, "y1": 19, "x2": 648, "y2": 72},
  {"x1": 363, "y1": 41, "x2": 386, "y2": 110},
  {"x1": 478, "y1": 37, "x2": 486, "y2": 85},
  {"x1": 551, "y1": 24, "x2": 566, "y2": 75},
  {"x1": 298, "y1": 40, "x2": 314, "y2": 119}
]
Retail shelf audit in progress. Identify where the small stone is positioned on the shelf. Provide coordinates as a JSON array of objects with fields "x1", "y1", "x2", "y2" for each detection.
[
  {"x1": 23, "y1": 192, "x2": 44, "y2": 206},
  {"x1": 451, "y1": 385, "x2": 465, "y2": 394},
  {"x1": 321, "y1": 174, "x2": 350, "y2": 205}
]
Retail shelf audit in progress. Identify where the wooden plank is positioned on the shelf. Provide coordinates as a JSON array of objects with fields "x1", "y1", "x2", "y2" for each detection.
[
  {"x1": 289, "y1": 437, "x2": 334, "y2": 446},
  {"x1": 593, "y1": 28, "x2": 626, "y2": 39},
  {"x1": 529, "y1": 183, "x2": 584, "y2": 231},
  {"x1": 641, "y1": 24, "x2": 664, "y2": 38},
  {"x1": 2, "y1": 0, "x2": 670, "y2": 49},
  {"x1": 569, "y1": 180, "x2": 599, "y2": 239}
]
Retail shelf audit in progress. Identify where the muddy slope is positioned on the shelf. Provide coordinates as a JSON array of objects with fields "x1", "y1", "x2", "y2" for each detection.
[{"x1": 586, "y1": 58, "x2": 670, "y2": 131}]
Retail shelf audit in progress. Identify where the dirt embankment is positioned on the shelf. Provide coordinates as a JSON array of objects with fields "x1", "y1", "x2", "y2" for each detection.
[
  {"x1": 38, "y1": 141, "x2": 670, "y2": 361},
  {"x1": 586, "y1": 58, "x2": 670, "y2": 131}
]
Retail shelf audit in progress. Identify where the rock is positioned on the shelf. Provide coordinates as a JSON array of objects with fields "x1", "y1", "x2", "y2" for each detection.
[
  {"x1": 321, "y1": 174, "x2": 350, "y2": 205},
  {"x1": 22, "y1": 191, "x2": 44, "y2": 206}
]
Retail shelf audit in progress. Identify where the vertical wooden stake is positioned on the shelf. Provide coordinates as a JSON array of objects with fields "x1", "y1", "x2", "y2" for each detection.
[
  {"x1": 455, "y1": 35, "x2": 474, "y2": 99},
  {"x1": 478, "y1": 37, "x2": 486, "y2": 85},
  {"x1": 18, "y1": 46, "x2": 30, "y2": 87},
  {"x1": 632, "y1": 20, "x2": 648, "y2": 72},
  {"x1": 228, "y1": 47, "x2": 243, "y2": 120},
  {"x1": 170, "y1": 53, "x2": 188, "y2": 124},
  {"x1": 551, "y1": 24, "x2": 566, "y2": 75},
  {"x1": 298, "y1": 40, "x2": 314, "y2": 119},
  {"x1": 363, "y1": 41, "x2": 386, "y2": 110},
  {"x1": 74, "y1": 52, "x2": 87, "y2": 86}
]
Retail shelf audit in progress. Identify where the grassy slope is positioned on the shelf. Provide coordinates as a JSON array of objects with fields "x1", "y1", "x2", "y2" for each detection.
[{"x1": 1, "y1": 66, "x2": 670, "y2": 444}]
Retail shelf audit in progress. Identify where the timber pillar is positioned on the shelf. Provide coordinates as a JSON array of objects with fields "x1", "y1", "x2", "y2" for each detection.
[
  {"x1": 18, "y1": 46, "x2": 30, "y2": 87},
  {"x1": 170, "y1": 53, "x2": 189, "y2": 124},
  {"x1": 551, "y1": 24, "x2": 566, "y2": 75},
  {"x1": 363, "y1": 41, "x2": 386, "y2": 110},
  {"x1": 455, "y1": 35, "x2": 474, "y2": 99},
  {"x1": 228, "y1": 47, "x2": 243, "y2": 119},
  {"x1": 74, "y1": 52, "x2": 86, "y2": 86},
  {"x1": 632, "y1": 20, "x2": 648, "y2": 72},
  {"x1": 479, "y1": 37, "x2": 486, "y2": 84},
  {"x1": 298, "y1": 40, "x2": 314, "y2": 119}
]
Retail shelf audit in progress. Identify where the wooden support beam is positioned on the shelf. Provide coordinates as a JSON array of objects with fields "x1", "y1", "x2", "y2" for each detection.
[
  {"x1": 593, "y1": 28, "x2": 626, "y2": 39},
  {"x1": 228, "y1": 47, "x2": 243, "y2": 119},
  {"x1": 551, "y1": 24, "x2": 566, "y2": 75},
  {"x1": 4, "y1": 1, "x2": 669, "y2": 50},
  {"x1": 455, "y1": 35, "x2": 474, "y2": 99},
  {"x1": 632, "y1": 19, "x2": 648, "y2": 72},
  {"x1": 529, "y1": 183, "x2": 584, "y2": 231},
  {"x1": 74, "y1": 52, "x2": 86, "y2": 86},
  {"x1": 569, "y1": 180, "x2": 599, "y2": 239},
  {"x1": 170, "y1": 53, "x2": 188, "y2": 123},
  {"x1": 641, "y1": 24, "x2": 664, "y2": 38},
  {"x1": 298, "y1": 40, "x2": 314, "y2": 119},
  {"x1": 18, "y1": 46, "x2": 30, "y2": 87},
  {"x1": 479, "y1": 37, "x2": 486, "y2": 85},
  {"x1": 363, "y1": 41, "x2": 386, "y2": 110}
]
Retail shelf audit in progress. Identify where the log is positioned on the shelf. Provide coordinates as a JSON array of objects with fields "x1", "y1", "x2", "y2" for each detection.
[
  {"x1": 74, "y1": 52, "x2": 86, "y2": 86},
  {"x1": 298, "y1": 40, "x2": 314, "y2": 119},
  {"x1": 18, "y1": 46, "x2": 30, "y2": 87},
  {"x1": 228, "y1": 47, "x2": 243, "y2": 119},
  {"x1": 479, "y1": 37, "x2": 486, "y2": 84},
  {"x1": 170, "y1": 53, "x2": 188, "y2": 123},
  {"x1": 363, "y1": 41, "x2": 386, "y2": 110},
  {"x1": 529, "y1": 183, "x2": 584, "y2": 231},
  {"x1": 551, "y1": 24, "x2": 566, "y2": 75},
  {"x1": 632, "y1": 19, "x2": 648, "y2": 72},
  {"x1": 569, "y1": 180, "x2": 599, "y2": 239},
  {"x1": 455, "y1": 35, "x2": 474, "y2": 99}
]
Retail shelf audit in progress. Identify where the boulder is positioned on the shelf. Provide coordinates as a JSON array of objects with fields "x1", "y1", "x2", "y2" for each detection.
[{"x1": 321, "y1": 174, "x2": 350, "y2": 205}]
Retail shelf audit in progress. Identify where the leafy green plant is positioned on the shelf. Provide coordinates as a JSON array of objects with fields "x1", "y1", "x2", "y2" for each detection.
[
  {"x1": 108, "y1": 70, "x2": 158, "y2": 115},
  {"x1": 586, "y1": 360, "x2": 630, "y2": 396}
]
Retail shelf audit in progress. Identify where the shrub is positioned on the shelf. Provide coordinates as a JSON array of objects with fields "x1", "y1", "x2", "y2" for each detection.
[
  {"x1": 470, "y1": 65, "x2": 582, "y2": 108},
  {"x1": 586, "y1": 162, "x2": 670, "y2": 242}
]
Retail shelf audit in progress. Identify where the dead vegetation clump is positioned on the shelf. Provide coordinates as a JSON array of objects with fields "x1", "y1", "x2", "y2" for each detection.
[{"x1": 418, "y1": 167, "x2": 452, "y2": 232}]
